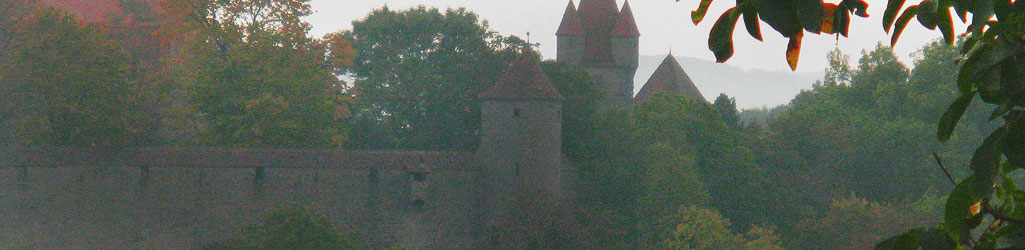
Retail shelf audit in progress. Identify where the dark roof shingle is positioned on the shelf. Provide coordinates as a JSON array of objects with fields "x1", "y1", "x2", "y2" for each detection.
[
  {"x1": 556, "y1": 1, "x2": 584, "y2": 36},
  {"x1": 612, "y1": 1, "x2": 640, "y2": 37},
  {"x1": 480, "y1": 49, "x2": 563, "y2": 101},
  {"x1": 634, "y1": 54, "x2": 706, "y2": 104}
]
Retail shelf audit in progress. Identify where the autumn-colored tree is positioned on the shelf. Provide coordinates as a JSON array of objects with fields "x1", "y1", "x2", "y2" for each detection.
[
  {"x1": 659, "y1": 205, "x2": 784, "y2": 250},
  {"x1": 158, "y1": 0, "x2": 350, "y2": 148}
]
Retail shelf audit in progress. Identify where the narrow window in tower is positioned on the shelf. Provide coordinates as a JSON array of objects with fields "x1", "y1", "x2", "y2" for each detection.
[
  {"x1": 410, "y1": 171, "x2": 428, "y2": 212},
  {"x1": 368, "y1": 168, "x2": 379, "y2": 183},
  {"x1": 513, "y1": 108, "x2": 522, "y2": 117},
  {"x1": 515, "y1": 163, "x2": 521, "y2": 176},
  {"x1": 411, "y1": 172, "x2": 426, "y2": 182}
]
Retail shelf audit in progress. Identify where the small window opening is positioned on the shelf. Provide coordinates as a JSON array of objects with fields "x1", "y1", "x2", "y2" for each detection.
[
  {"x1": 368, "y1": 168, "x2": 379, "y2": 183},
  {"x1": 513, "y1": 108, "x2": 522, "y2": 117},
  {"x1": 411, "y1": 199, "x2": 426, "y2": 211},
  {"x1": 514, "y1": 163, "x2": 521, "y2": 176},
  {"x1": 411, "y1": 172, "x2": 426, "y2": 182}
]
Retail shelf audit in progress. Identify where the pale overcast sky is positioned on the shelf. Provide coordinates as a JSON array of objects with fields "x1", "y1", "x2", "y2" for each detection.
[{"x1": 304, "y1": 0, "x2": 961, "y2": 73}]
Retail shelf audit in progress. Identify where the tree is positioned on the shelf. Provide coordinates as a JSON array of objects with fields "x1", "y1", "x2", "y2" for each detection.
[
  {"x1": 0, "y1": 6, "x2": 152, "y2": 147},
  {"x1": 0, "y1": 0, "x2": 35, "y2": 57},
  {"x1": 823, "y1": 48, "x2": 854, "y2": 86},
  {"x1": 635, "y1": 93, "x2": 769, "y2": 231},
  {"x1": 659, "y1": 205, "x2": 784, "y2": 250},
  {"x1": 162, "y1": 0, "x2": 349, "y2": 148},
  {"x1": 712, "y1": 93, "x2": 741, "y2": 129},
  {"x1": 206, "y1": 203, "x2": 364, "y2": 250},
  {"x1": 540, "y1": 61, "x2": 602, "y2": 160},
  {"x1": 793, "y1": 195, "x2": 938, "y2": 250},
  {"x1": 635, "y1": 143, "x2": 709, "y2": 249},
  {"x1": 343, "y1": 6, "x2": 526, "y2": 150}
]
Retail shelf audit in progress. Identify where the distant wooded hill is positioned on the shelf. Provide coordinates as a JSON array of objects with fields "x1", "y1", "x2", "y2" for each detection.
[{"x1": 634, "y1": 55, "x2": 822, "y2": 109}]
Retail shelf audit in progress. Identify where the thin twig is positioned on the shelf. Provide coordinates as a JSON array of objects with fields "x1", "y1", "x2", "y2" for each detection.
[{"x1": 934, "y1": 152, "x2": 957, "y2": 186}]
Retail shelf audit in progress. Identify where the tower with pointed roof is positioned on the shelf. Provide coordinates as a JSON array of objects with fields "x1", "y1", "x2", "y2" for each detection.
[
  {"x1": 557, "y1": 0, "x2": 639, "y2": 113},
  {"x1": 635, "y1": 54, "x2": 707, "y2": 104},
  {"x1": 478, "y1": 48, "x2": 564, "y2": 223}
]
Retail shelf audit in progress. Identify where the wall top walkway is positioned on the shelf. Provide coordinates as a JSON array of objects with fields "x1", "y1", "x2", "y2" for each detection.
[{"x1": 0, "y1": 147, "x2": 479, "y2": 171}]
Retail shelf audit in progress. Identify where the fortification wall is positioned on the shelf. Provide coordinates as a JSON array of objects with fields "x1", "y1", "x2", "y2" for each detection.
[{"x1": 0, "y1": 149, "x2": 481, "y2": 250}]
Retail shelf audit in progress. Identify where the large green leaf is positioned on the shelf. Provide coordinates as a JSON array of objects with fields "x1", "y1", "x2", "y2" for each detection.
[
  {"x1": 794, "y1": 0, "x2": 824, "y2": 33},
  {"x1": 971, "y1": 127, "x2": 1007, "y2": 198},
  {"x1": 890, "y1": 5, "x2": 919, "y2": 47},
  {"x1": 938, "y1": 91, "x2": 975, "y2": 142},
  {"x1": 918, "y1": 228, "x2": 956, "y2": 250},
  {"x1": 971, "y1": 0, "x2": 994, "y2": 34},
  {"x1": 873, "y1": 229, "x2": 921, "y2": 250},
  {"x1": 883, "y1": 0, "x2": 907, "y2": 32},
  {"x1": 752, "y1": 0, "x2": 802, "y2": 37},
  {"x1": 692, "y1": 0, "x2": 716, "y2": 24},
  {"x1": 708, "y1": 7, "x2": 741, "y2": 63},
  {"x1": 936, "y1": 7, "x2": 954, "y2": 45},
  {"x1": 742, "y1": 8, "x2": 762, "y2": 41},
  {"x1": 916, "y1": 0, "x2": 939, "y2": 29},
  {"x1": 1004, "y1": 117, "x2": 1025, "y2": 170},
  {"x1": 945, "y1": 175, "x2": 978, "y2": 241},
  {"x1": 834, "y1": 6, "x2": 851, "y2": 37}
]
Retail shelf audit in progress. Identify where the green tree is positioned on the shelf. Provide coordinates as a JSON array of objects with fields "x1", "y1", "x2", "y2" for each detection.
[
  {"x1": 635, "y1": 143, "x2": 709, "y2": 249},
  {"x1": 343, "y1": 6, "x2": 525, "y2": 150},
  {"x1": 0, "y1": 6, "x2": 151, "y2": 147},
  {"x1": 712, "y1": 93, "x2": 741, "y2": 129},
  {"x1": 687, "y1": 0, "x2": 1025, "y2": 248},
  {"x1": 165, "y1": 0, "x2": 348, "y2": 148},
  {"x1": 794, "y1": 195, "x2": 937, "y2": 250},
  {"x1": 540, "y1": 60, "x2": 602, "y2": 160},
  {"x1": 210, "y1": 204, "x2": 364, "y2": 250},
  {"x1": 635, "y1": 93, "x2": 769, "y2": 231}
]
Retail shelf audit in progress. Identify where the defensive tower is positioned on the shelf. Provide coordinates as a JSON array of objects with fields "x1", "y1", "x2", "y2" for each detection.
[
  {"x1": 477, "y1": 48, "x2": 564, "y2": 222},
  {"x1": 557, "y1": 0, "x2": 640, "y2": 113}
]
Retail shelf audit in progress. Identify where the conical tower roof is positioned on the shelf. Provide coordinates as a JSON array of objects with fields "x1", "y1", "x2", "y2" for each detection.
[
  {"x1": 613, "y1": 1, "x2": 640, "y2": 36},
  {"x1": 635, "y1": 54, "x2": 706, "y2": 104},
  {"x1": 557, "y1": 1, "x2": 584, "y2": 36},
  {"x1": 481, "y1": 49, "x2": 563, "y2": 101}
]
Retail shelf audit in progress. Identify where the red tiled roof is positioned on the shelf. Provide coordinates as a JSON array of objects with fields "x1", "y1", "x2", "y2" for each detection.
[
  {"x1": 613, "y1": 1, "x2": 640, "y2": 37},
  {"x1": 577, "y1": 0, "x2": 620, "y2": 65},
  {"x1": 556, "y1": 1, "x2": 584, "y2": 36},
  {"x1": 634, "y1": 54, "x2": 706, "y2": 104},
  {"x1": 41, "y1": 0, "x2": 123, "y2": 23},
  {"x1": 480, "y1": 49, "x2": 563, "y2": 101}
]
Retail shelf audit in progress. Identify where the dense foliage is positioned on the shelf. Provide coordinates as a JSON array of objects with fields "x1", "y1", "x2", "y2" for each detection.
[
  {"x1": 8, "y1": 0, "x2": 1019, "y2": 248},
  {"x1": 160, "y1": 0, "x2": 350, "y2": 148},
  {"x1": 0, "y1": 5, "x2": 154, "y2": 147},
  {"x1": 205, "y1": 204, "x2": 364, "y2": 250},
  {"x1": 340, "y1": 7, "x2": 527, "y2": 150},
  {"x1": 690, "y1": 0, "x2": 1025, "y2": 248}
]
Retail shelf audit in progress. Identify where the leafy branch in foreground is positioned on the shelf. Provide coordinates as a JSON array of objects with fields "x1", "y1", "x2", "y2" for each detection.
[
  {"x1": 686, "y1": 0, "x2": 1025, "y2": 248},
  {"x1": 686, "y1": 0, "x2": 869, "y2": 70}
]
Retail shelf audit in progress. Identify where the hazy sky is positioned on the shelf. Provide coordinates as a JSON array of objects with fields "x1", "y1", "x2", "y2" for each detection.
[{"x1": 304, "y1": 0, "x2": 961, "y2": 73}]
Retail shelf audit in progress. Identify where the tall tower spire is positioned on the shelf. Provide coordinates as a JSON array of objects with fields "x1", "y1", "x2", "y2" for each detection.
[
  {"x1": 557, "y1": 1, "x2": 584, "y2": 36},
  {"x1": 557, "y1": 0, "x2": 640, "y2": 113},
  {"x1": 613, "y1": 0, "x2": 640, "y2": 37}
]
